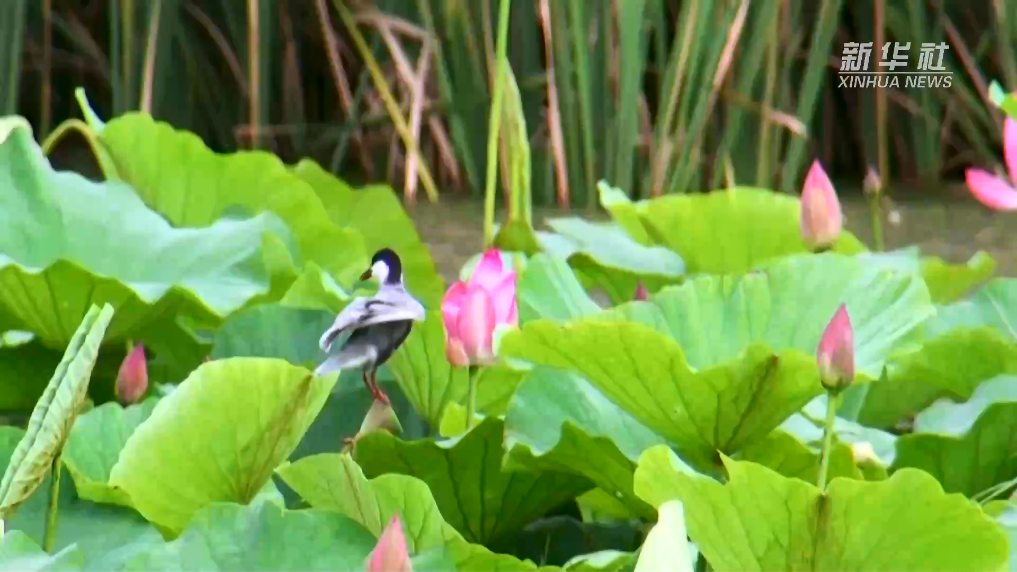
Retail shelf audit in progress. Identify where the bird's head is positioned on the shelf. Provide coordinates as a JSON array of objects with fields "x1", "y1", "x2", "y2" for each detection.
[{"x1": 361, "y1": 248, "x2": 402, "y2": 286}]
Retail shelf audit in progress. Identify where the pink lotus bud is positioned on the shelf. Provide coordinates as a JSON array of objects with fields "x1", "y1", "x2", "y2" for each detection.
[
  {"x1": 442, "y1": 249, "x2": 518, "y2": 367},
  {"x1": 817, "y1": 304, "x2": 854, "y2": 392},
  {"x1": 863, "y1": 165, "x2": 882, "y2": 197},
  {"x1": 800, "y1": 160, "x2": 843, "y2": 250},
  {"x1": 633, "y1": 282, "x2": 649, "y2": 301},
  {"x1": 964, "y1": 117, "x2": 1017, "y2": 211},
  {"x1": 116, "y1": 343, "x2": 148, "y2": 405},
  {"x1": 366, "y1": 515, "x2": 413, "y2": 572}
]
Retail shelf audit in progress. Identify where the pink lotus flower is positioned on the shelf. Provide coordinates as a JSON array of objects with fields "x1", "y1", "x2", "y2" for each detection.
[
  {"x1": 817, "y1": 304, "x2": 854, "y2": 392},
  {"x1": 442, "y1": 249, "x2": 518, "y2": 366},
  {"x1": 116, "y1": 343, "x2": 148, "y2": 405},
  {"x1": 799, "y1": 160, "x2": 843, "y2": 250},
  {"x1": 366, "y1": 515, "x2": 413, "y2": 572},
  {"x1": 965, "y1": 117, "x2": 1017, "y2": 211}
]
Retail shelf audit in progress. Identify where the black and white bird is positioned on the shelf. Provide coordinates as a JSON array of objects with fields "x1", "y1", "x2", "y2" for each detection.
[{"x1": 316, "y1": 248, "x2": 426, "y2": 403}]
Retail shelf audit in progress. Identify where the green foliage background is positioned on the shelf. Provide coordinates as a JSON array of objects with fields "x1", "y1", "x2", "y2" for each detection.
[{"x1": 3, "y1": 0, "x2": 1016, "y2": 206}]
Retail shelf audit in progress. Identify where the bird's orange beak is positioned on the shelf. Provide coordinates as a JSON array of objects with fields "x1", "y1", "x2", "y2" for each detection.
[{"x1": 360, "y1": 269, "x2": 373, "y2": 281}]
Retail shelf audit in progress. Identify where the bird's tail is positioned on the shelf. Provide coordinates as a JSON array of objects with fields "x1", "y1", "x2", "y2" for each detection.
[{"x1": 314, "y1": 344, "x2": 376, "y2": 377}]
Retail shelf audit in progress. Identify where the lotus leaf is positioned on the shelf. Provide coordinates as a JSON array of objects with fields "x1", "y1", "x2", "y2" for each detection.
[
  {"x1": 293, "y1": 159, "x2": 446, "y2": 305},
  {"x1": 516, "y1": 254, "x2": 602, "y2": 323},
  {"x1": 500, "y1": 254, "x2": 931, "y2": 468},
  {"x1": 61, "y1": 398, "x2": 159, "y2": 507},
  {"x1": 633, "y1": 446, "x2": 1009, "y2": 571},
  {"x1": 353, "y1": 417, "x2": 591, "y2": 545},
  {"x1": 0, "y1": 304, "x2": 113, "y2": 519},
  {"x1": 854, "y1": 278, "x2": 1017, "y2": 428},
  {"x1": 97, "y1": 113, "x2": 366, "y2": 285},
  {"x1": 892, "y1": 385, "x2": 1017, "y2": 498},
  {"x1": 107, "y1": 358, "x2": 337, "y2": 534},
  {"x1": 0, "y1": 118, "x2": 292, "y2": 352},
  {"x1": 535, "y1": 217, "x2": 685, "y2": 303},
  {"x1": 276, "y1": 453, "x2": 551, "y2": 571},
  {"x1": 597, "y1": 183, "x2": 866, "y2": 274},
  {"x1": 121, "y1": 499, "x2": 378, "y2": 571},
  {"x1": 504, "y1": 367, "x2": 666, "y2": 519}
]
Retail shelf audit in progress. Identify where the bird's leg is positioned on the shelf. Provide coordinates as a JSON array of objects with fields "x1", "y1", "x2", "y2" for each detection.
[
  {"x1": 361, "y1": 370, "x2": 373, "y2": 394},
  {"x1": 369, "y1": 369, "x2": 390, "y2": 405}
]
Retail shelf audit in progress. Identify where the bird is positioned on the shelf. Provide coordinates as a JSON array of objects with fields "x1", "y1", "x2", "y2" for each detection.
[{"x1": 315, "y1": 248, "x2": 426, "y2": 404}]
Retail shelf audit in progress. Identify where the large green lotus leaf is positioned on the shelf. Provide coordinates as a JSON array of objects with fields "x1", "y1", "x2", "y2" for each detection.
[
  {"x1": 603, "y1": 186, "x2": 867, "y2": 274},
  {"x1": 736, "y1": 428, "x2": 862, "y2": 483},
  {"x1": 0, "y1": 119, "x2": 291, "y2": 350},
  {"x1": 385, "y1": 310, "x2": 469, "y2": 427},
  {"x1": 471, "y1": 366, "x2": 528, "y2": 418},
  {"x1": 0, "y1": 530, "x2": 83, "y2": 571},
  {"x1": 353, "y1": 417, "x2": 591, "y2": 545},
  {"x1": 0, "y1": 427, "x2": 161, "y2": 572},
  {"x1": 892, "y1": 399, "x2": 1017, "y2": 498},
  {"x1": 278, "y1": 262, "x2": 350, "y2": 313},
  {"x1": 107, "y1": 358, "x2": 337, "y2": 534},
  {"x1": 500, "y1": 254, "x2": 931, "y2": 468},
  {"x1": 855, "y1": 248, "x2": 997, "y2": 304},
  {"x1": 516, "y1": 254, "x2": 602, "y2": 324},
  {"x1": 61, "y1": 398, "x2": 159, "y2": 506},
  {"x1": 986, "y1": 500, "x2": 1017, "y2": 572},
  {"x1": 913, "y1": 375, "x2": 1017, "y2": 435},
  {"x1": 503, "y1": 367, "x2": 666, "y2": 520},
  {"x1": 209, "y1": 304, "x2": 334, "y2": 370},
  {"x1": 597, "y1": 254, "x2": 933, "y2": 378},
  {"x1": 499, "y1": 321, "x2": 817, "y2": 470},
  {"x1": 0, "y1": 304, "x2": 113, "y2": 519},
  {"x1": 632, "y1": 446, "x2": 1009, "y2": 571},
  {"x1": 854, "y1": 278, "x2": 1017, "y2": 428},
  {"x1": 293, "y1": 159, "x2": 445, "y2": 306},
  {"x1": 98, "y1": 113, "x2": 367, "y2": 286},
  {"x1": 890, "y1": 248, "x2": 996, "y2": 304},
  {"x1": 596, "y1": 182, "x2": 653, "y2": 246},
  {"x1": 276, "y1": 453, "x2": 552, "y2": 571},
  {"x1": 121, "y1": 499, "x2": 377, "y2": 571},
  {"x1": 535, "y1": 218, "x2": 685, "y2": 304}
]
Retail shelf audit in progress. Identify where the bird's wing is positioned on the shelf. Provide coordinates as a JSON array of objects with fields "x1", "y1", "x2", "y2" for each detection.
[{"x1": 318, "y1": 293, "x2": 427, "y2": 351}]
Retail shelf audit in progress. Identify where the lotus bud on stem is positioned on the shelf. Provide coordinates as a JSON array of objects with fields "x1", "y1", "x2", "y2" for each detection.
[
  {"x1": 863, "y1": 164, "x2": 886, "y2": 251},
  {"x1": 366, "y1": 515, "x2": 413, "y2": 572},
  {"x1": 115, "y1": 341, "x2": 148, "y2": 405},
  {"x1": 633, "y1": 281, "x2": 649, "y2": 301},
  {"x1": 343, "y1": 398, "x2": 403, "y2": 454},
  {"x1": 799, "y1": 160, "x2": 843, "y2": 253},
  {"x1": 816, "y1": 303, "x2": 855, "y2": 491}
]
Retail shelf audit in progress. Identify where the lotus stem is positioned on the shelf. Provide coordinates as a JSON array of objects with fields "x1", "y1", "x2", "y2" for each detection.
[
  {"x1": 816, "y1": 392, "x2": 837, "y2": 491},
  {"x1": 465, "y1": 366, "x2": 481, "y2": 431},
  {"x1": 43, "y1": 451, "x2": 62, "y2": 552},
  {"x1": 869, "y1": 195, "x2": 885, "y2": 252},
  {"x1": 973, "y1": 475, "x2": 1017, "y2": 504},
  {"x1": 482, "y1": 0, "x2": 513, "y2": 248}
]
